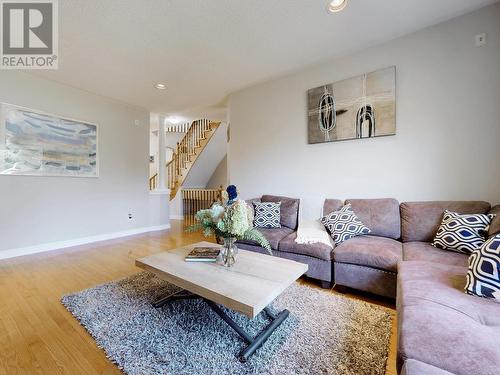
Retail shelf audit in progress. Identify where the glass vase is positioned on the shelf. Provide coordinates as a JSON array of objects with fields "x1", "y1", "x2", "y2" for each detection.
[{"x1": 221, "y1": 237, "x2": 238, "y2": 267}]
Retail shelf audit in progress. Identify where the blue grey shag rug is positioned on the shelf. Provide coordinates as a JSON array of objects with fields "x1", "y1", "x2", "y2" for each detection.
[{"x1": 61, "y1": 272, "x2": 392, "y2": 375}]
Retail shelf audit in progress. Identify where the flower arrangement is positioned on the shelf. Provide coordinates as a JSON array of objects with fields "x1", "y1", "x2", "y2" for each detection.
[{"x1": 186, "y1": 185, "x2": 272, "y2": 254}]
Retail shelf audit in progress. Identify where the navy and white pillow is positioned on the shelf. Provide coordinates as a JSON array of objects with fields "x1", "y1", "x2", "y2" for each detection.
[
  {"x1": 433, "y1": 210, "x2": 495, "y2": 254},
  {"x1": 465, "y1": 234, "x2": 500, "y2": 301},
  {"x1": 321, "y1": 204, "x2": 371, "y2": 245},
  {"x1": 253, "y1": 202, "x2": 281, "y2": 228}
]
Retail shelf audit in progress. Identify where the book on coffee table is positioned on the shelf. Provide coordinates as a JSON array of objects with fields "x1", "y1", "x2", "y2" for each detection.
[{"x1": 185, "y1": 247, "x2": 221, "y2": 262}]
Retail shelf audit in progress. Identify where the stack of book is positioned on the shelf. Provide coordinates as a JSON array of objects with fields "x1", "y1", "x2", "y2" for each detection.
[{"x1": 185, "y1": 247, "x2": 221, "y2": 262}]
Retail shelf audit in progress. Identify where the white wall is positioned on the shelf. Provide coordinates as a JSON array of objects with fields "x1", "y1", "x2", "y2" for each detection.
[
  {"x1": 207, "y1": 154, "x2": 228, "y2": 189},
  {"x1": 149, "y1": 113, "x2": 159, "y2": 177},
  {"x1": 228, "y1": 4, "x2": 500, "y2": 219},
  {"x1": 0, "y1": 71, "x2": 169, "y2": 254}
]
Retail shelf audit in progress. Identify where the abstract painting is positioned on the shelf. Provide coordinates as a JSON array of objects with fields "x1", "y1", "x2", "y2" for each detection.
[
  {"x1": 0, "y1": 104, "x2": 98, "y2": 177},
  {"x1": 307, "y1": 66, "x2": 396, "y2": 144}
]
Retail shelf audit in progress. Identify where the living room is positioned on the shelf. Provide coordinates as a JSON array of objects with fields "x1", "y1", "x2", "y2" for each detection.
[{"x1": 0, "y1": 1, "x2": 499, "y2": 374}]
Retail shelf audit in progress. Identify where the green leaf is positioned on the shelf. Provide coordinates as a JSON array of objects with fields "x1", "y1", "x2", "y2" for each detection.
[
  {"x1": 241, "y1": 229, "x2": 272, "y2": 255},
  {"x1": 185, "y1": 223, "x2": 204, "y2": 233}
]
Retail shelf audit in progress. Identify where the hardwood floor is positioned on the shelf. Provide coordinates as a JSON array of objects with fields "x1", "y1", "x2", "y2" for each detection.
[{"x1": 0, "y1": 220, "x2": 397, "y2": 375}]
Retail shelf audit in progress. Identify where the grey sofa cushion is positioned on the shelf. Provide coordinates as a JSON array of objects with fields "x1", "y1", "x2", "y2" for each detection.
[
  {"x1": 401, "y1": 360, "x2": 455, "y2": 375},
  {"x1": 333, "y1": 235, "x2": 402, "y2": 272},
  {"x1": 261, "y1": 195, "x2": 299, "y2": 230},
  {"x1": 403, "y1": 242, "x2": 468, "y2": 267},
  {"x1": 323, "y1": 199, "x2": 343, "y2": 216},
  {"x1": 278, "y1": 232, "x2": 334, "y2": 261},
  {"x1": 237, "y1": 227, "x2": 293, "y2": 250},
  {"x1": 489, "y1": 205, "x2": 500, "y2": 237},
  {"x1": 346, "y1": 198, "x2": 401, "y2": 239},
  {"x1": 400, "y1": 201, "x2": 491, "y2": 243},
  {"x1": 397, "y1": 261, "x2": 500, "y2": 375},
  {"x1": 335, "y1": 262, "x2": 397, "y2": 298}
]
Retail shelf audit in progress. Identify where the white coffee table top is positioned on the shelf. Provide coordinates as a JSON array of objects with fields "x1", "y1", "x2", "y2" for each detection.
[{"x1": 135, "y1": 241, "x2": 308, "y2": 318}]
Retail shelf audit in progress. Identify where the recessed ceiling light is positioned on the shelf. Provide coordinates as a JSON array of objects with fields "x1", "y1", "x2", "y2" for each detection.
[
  {"x1": 327, "y1": 0, "x2": 348, "y2": 13},
  {"x1": 154, "y1": 83, "x2": 167, "y2": 90}
]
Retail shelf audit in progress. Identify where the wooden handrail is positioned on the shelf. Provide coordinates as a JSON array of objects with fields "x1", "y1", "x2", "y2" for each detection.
[
  {"x1": 182, "y1": 186, "x2": 224, "y2": 219},
  {"x1": 149, "y1": 173, "x2": 158, "y2": 190}
]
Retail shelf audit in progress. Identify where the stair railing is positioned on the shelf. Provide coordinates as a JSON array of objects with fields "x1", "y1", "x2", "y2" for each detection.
[
  {"x1": 182, "y1": 186, "x2": 224, "y2": 215},
  {"x1": 150, "y1": 119, "x2": 220, "y2": 200}
]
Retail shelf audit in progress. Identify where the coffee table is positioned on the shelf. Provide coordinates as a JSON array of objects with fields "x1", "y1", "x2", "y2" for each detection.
[{"x1": 135, "y1": 241, "x2": 308, "y2": 362}]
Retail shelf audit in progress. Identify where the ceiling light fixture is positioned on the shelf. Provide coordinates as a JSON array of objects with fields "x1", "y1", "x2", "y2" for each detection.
[
  {"x1": 327, "y1": 0, "x2": 348, "y2": 13},
  {"x1": 154, "y1": 83, "x2": 167, "y2": 90},
  {"x1": 166, "y1": 116, "x2": 181, "y2": 125}
]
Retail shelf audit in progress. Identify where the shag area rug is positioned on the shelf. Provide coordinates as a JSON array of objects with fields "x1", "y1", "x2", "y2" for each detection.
[{"x1": 62, "y1": 272, "x2": 392, "y2": 375}]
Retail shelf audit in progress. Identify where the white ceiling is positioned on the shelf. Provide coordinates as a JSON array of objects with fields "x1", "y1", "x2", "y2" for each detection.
[{"x1": 32, "y1": 0, "x2": 496, "y2": 118}]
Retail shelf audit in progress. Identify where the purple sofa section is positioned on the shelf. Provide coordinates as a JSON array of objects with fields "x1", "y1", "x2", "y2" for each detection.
[
  {"x1": 346, "y1": 198, "x2": 401, "y2": 239},
  {"x1": 238, "y1": 195, "x2": 335, "y2": 284},
  {"x1": 334, "y1": 262, "x2": 397, "y2": 299},
  {"x1": 402, "y1": 242, "x2": 468, "y2": 267},
  {"x1": 278, "y1": 232, "x2": 334, "y2": 261},
  {"x1": 397, "y1": 261, "x2": 500, "y2": 375},
  {"x1": 334, "y1": 235, "x2": 402, "y2": 272},
  {"x1": 237, "y1": 242, "x2": 335, "y2": 283},
  {"x1": 400, "y1": 201, "x2": 491, "y2": 242},
  {"x1": 401, "y1": 360, "x2": 455, "y2": 375},
  {"x1": 324, "y1": 198, "x2": 402, "y2": 298},
  {"x1": 240, "y1": 196, "x2": 500, "y2": 374}
]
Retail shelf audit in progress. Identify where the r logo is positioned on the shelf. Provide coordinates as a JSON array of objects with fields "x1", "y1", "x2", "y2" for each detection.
[
  {"x1": 2, "y1": 2, "x2": 52, "y2": 54},
  {"x1": 0, "y1": 0, "x2": 58, "y2": 68}
]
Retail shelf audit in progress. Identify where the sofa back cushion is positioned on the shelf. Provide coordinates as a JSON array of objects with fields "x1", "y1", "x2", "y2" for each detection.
[
  {"x1": 323, "y1": 199, "x2": 343, "y2": 216},
  {"x1": 489, "y1": 205, "x2": 500, "y2": 237},
  {"x1": 400, "y1": 201, "x2": 491, "y2": 242},
  {"x1": 261, "y1": 195, "x2": 300, "y2": 230},
  {"x1": 345, "y1": 198, "x2": 401, "y2": 239}
]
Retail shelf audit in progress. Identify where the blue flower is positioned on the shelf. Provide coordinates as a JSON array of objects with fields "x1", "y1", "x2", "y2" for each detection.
[{"x1": 226, "y1": 185, "x2": 238, "y2": 203}]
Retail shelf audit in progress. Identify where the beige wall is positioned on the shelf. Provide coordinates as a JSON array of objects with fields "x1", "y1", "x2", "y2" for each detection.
[
  {"x1": 0, "y1": 71, "x2": 167, "y2": 253},
  {"x1": 228, "y1": 4, "x2": 500, "y2": 219}
]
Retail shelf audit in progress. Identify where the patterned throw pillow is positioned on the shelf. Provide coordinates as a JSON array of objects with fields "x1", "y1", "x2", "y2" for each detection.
[
  {"x1": 253, "y1": 202, "x2": 281, "y2": 228},
  {"x1": 321, "y1": 204, "x2": 371, "y2": 245},
  {"x1": 433, "y1": 210, "x2": 495, "y2": 254},
  {"x1": 465, "y1": 234, "x2": 500, "y2": 301}
]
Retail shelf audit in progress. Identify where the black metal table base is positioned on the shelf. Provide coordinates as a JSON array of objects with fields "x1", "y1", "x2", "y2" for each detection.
[{"x1": 153, "y1": 290, "x2": 289, "y2": 362}]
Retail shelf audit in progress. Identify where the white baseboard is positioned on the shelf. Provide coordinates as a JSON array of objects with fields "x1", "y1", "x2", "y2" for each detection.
[
  {"x1": 170, "y1": 215, "x2": 184, "y2": 220},
  {"x1": 0, "y1": 224, "x2": 171, "y2": 261}
]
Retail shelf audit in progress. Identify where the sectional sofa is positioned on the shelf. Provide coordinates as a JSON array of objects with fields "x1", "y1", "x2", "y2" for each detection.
[{"x1": 238, "y1": 195, "x2": 500, "y2": 375}]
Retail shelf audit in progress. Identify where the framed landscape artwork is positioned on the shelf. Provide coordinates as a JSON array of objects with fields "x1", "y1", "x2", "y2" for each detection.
[
  {"x1": 307, "y1": 66, "x2": 396, "y2": 144},
  {"x1": 0, "y1": 103, "x2": 98, "y2": 177}
]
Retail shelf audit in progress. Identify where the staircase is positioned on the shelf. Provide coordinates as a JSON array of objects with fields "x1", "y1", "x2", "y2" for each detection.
[{"x1": 149, "y1": 119, "x2": 221, "y2": 200}]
